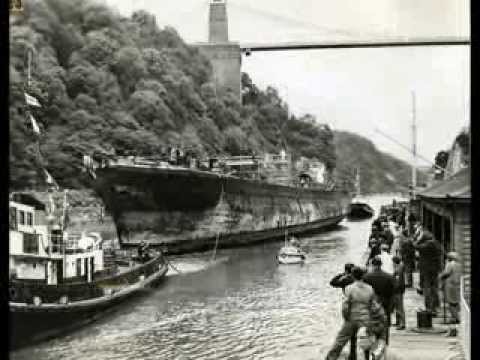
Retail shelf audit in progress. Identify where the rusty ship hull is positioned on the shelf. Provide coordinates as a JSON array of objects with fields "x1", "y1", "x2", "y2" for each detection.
[{"x1": 93, "y1": 166, "x2": 351, "y2": 254}]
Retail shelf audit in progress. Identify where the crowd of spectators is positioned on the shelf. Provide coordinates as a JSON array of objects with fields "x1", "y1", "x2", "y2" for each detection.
[{"x1": 325, "y1": 202, "x2": 462, "y2": 360}]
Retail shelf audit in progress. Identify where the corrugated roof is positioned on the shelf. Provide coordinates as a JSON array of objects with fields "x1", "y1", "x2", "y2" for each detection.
[{"x1": 418, "y1": 167, "x2": 470, "y2": 200}]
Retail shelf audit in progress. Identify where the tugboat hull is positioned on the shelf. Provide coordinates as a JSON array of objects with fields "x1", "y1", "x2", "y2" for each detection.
[{"x1": 10, "y1": 257, "x2": 167, "y2": 349}]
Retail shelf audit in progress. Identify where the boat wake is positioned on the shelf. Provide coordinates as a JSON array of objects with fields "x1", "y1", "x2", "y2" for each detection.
[{"x1": 166, "y1": 256, "x2": 229, "y2": 276}]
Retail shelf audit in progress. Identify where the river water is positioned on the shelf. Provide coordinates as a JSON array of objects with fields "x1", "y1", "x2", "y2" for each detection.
[{"x1": 11, "y1": 195, "x2": 404, "y2": 360}]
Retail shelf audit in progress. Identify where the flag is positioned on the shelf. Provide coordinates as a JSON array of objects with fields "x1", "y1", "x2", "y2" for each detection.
[
  {"x1": 25, "y1": 92, "x2": 41, "y2": 107},
  {"x1": 44, "y1": 169, "x2": 59, "y2": 190},
  {"x1": 29, "y1": 113, "x2": 41, "y2": 135}
]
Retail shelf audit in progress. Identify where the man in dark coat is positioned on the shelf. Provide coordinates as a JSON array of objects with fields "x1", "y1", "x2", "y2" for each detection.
[
  {"x1": 392, "y1": 256, "x2": 406, "y2": 329},
  {"x1": 363, "y1": 256, "x2": 396, "y2": 344},
  {"x1": 330, "y1": 263, "x2": 355, "y2": 293},
  {"x1": 414, "y1": 230, "x2": 442, "y2": 315},
  {"x1": 399, "y1": 229, "x2": 415, "y2": 288}
]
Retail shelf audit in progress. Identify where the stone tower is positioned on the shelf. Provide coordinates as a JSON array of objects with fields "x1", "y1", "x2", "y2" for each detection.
[
  {"x1": 209, "y1": 0, "x2": 229, "y2": 43},
  {"x1": 197, "y1": 0, "x2": 241, "y2": 100}
]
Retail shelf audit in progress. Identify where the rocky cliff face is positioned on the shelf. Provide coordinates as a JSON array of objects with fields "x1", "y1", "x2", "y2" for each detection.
[{"x1": 25, "y1": 190, "x2": 117, "y2": 241}]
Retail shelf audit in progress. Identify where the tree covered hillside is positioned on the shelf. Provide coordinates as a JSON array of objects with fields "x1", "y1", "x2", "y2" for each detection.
[
  {"x1": 334, "y1": 131, "x2": 427, "y2": 194},
  {"x1": 9, "y1": 0, "x2": 336, "y2": 189}
]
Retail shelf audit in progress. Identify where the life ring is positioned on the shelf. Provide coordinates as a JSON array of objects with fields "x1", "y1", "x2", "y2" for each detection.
[{"x1": 33, "y1": 296, "x2": 42, "y2": 306}]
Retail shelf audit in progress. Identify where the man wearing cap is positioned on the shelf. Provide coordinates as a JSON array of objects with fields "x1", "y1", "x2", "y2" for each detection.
[
  {"x1": 325, "y1": 266, "x2": 379, "y2": 360},
  {"x1": 363, "y1": 257, "x2": 396, "y2": 344},
  {"x1": 414, "y1": 230, "x2": 442, "y2": 315},
  {"x1": 439, "y1": 252, "x2": 462, "y2": 324},
  {"x1": 330, "y1": 263, "x2": 355, "y2": 293}
]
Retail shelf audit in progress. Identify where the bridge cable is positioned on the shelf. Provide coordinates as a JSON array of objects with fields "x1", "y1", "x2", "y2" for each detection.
[{"x1": 229, "y1": 1, "x2": 384, "y2": 40}]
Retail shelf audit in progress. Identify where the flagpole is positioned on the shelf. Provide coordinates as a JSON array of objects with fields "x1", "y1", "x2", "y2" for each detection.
[
  {"x1": 27, "y1": 48, "x2": 32, "y2": 89},
  {"x1": 411, "y1": 91, "x2": 417, "y2": 200},
  {"x1": 63, "y1": 190, "x2": 68, "y2": 278}
]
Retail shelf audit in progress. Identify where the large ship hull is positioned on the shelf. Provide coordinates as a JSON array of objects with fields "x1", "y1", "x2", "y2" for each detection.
[{"x1": 93, "y1": 166, "x2": 351, "y2": 253}]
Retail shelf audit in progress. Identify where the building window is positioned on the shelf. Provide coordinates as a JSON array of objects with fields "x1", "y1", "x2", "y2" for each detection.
[
  {"x1": 23, "y1": 233, "x2": 39, "y2": 254},
  {"x1": 9, "y1": 207, "x2": 17, "y2": 230},
  {"x1": 19, "y1": 211, "x2": 25, "y2": 225},
  {"x1": 26, "y1": 212, "x2": 33, "y2": 226}
]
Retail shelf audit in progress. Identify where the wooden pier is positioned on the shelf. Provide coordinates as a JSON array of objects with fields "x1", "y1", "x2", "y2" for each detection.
[{"x1": 388, "y1": 284, "x2": 466, "y2": 360}]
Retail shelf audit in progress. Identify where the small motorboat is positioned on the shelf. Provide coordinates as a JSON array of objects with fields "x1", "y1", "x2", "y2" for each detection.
[
  {"x1": 277, "y1": 246, "x2": 307, "y2": 264},
  {"x1": 277, "y1": 234, "x2": 307, "y2": 264}
]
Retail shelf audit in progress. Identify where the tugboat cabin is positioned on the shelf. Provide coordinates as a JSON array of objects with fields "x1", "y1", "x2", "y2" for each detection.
[{"x1": 9, "y1": 194, "x2": 104, "y2": 286}]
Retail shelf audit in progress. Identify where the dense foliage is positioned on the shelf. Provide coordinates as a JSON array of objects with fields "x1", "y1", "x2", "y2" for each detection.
[{"x1": 10, "y1": 0, "x2": 337, "y2": 189}]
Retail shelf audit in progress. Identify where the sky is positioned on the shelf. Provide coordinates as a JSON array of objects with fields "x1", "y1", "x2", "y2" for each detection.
[{"x1": 105, "y1": 0, "x2": 470, "y2": 165}]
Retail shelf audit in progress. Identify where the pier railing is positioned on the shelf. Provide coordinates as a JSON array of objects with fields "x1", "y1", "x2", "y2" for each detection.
[{"x1": 460, "y1": 275, "x2": 470, "y2": 360}]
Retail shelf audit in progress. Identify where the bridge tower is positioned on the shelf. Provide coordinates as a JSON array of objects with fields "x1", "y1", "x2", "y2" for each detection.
[
  {"x1": 197, "y1": 0, "x2": 241, "y2": 100},
  {"x1": 209, "y1": 0, "x2": 229, "y2": 42}
]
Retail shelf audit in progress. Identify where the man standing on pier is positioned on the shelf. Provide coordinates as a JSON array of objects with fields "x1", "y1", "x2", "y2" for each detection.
[
  {"x1": 414, "y1": 230, "x2": 442, "y2": 315},
  {"x1": 439, "y1": 252, "x2": 462, "y2": 324},
  {"x1": 392, "y1": 256, "x2": 406, "y2": 329},
  {"x1": 363, "y1": 257, "x2": 396, "y2": 344},
  {"x1": 325, "y1": 266, "x2": 377, "y2": 360},
  {"x1": 399, "y1": 229, "x2": 415, "y2": 288}
]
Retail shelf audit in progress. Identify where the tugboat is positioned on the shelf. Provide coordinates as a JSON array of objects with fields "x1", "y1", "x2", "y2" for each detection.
[
  {"x1": 9, "y1": 192, "x2": 168, "y2": 349},
  {"x1": 348, "y1": 202, "x2": 375, "y2": 219},
  {"x1": 277, "y1": 233, "x2": 307, "y2": 265},
  {"x1": 347, "y1": 168, "x2": 374, "y2": 220}
]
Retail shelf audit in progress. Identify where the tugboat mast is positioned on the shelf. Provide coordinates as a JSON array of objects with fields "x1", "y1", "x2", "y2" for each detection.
[
  {"x1": 411, "y1": 91, "x2": 417, "y2": 200},
  {"x1": 27, "y1": 48, "x2": 32, "y2": 88}
]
